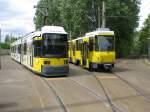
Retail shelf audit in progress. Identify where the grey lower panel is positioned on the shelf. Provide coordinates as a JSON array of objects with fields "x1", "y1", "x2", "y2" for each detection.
[
  {"x1": 91, "y1": 62, "x2": 114, "y2": 69},
  {"x1": 41, "y1": 65, "x2": 69, "y2": 76}
]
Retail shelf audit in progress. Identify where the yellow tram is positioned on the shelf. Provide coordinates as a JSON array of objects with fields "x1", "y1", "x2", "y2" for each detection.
[
  {"x1": 69, "y1": 28, "x2": 115, "y2": 71},
  {"x1": 11, "y1": 26, "x2": 69, "y2": 76}
]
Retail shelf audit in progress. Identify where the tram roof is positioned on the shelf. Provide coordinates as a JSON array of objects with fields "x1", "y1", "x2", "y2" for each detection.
[
  {"x1": 85, "y1": 30, "x2": 114, "y2": 37},
  {"x1": 41, "y1": 26, "x2": 67, "y2": 34},
  {"x1": 11, "y1": 26, "x2": 67, "y2": 45}
]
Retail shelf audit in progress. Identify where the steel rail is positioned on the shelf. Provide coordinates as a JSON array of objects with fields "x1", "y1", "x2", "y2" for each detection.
[
  {"x1": 42, "y1": 78, "x2": 68, "y2": 112},
  {"x1": 69, "y1": 71, "x2": 124, "y2": 112},
  {"x1": 112, "y1": 72, "x2": 150, "y2": 103}
]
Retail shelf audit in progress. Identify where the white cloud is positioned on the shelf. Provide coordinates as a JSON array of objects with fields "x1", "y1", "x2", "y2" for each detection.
[{"x1": 0, "y1": 0, "x2": 39, "y2": 42}]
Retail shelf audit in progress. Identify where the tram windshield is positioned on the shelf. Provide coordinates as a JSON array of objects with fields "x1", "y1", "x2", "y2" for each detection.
[
  {"x1": 42, "y1": 33, "x2": 68, "y2": 58},
  {"x1": 95, "y1": 35, "x2": 114, "y2": 51}
]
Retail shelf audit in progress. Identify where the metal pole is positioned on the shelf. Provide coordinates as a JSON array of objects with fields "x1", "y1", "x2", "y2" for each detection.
[
  {"x1": 98, "y1": 6, "x2": 101, "y2": 28},
  {"x1": 102, "y1": 0, "x2": 106, "y2": 28}
]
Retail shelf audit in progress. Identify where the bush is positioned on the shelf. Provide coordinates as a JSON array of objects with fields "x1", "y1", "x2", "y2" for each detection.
[{"x1": 0, "y1": 43, "x2": 10, "y2": 49}]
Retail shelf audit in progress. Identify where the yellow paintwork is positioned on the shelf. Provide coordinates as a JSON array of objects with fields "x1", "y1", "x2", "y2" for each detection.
[
  {"x1": 69, "y1": 31, "x2": 116, "y2": 69},
  {"x1": 97, "y1": 32, "x2": 114, "y2": 36},
  {"x1": 68, "y1": 39, "x2": 82, "y2": 64},
  {"x1": 32, "y1": 57, "x2": 68, "y2": 73},
  {"x1": 34, "y1": 36, "x2": 42, "y2": 40},
  {"x1": 71, "y1": 51, "x2": 82, "y2": 63},
  {"x1": 75, "y1": 51, "x2": 82, "y2": 60},
  {"x1": 83, "y1": 37, "x2": 89, "y2": 42},
  {"x1": 89, "y1": 51, "x2": 115, "y2": 63}
]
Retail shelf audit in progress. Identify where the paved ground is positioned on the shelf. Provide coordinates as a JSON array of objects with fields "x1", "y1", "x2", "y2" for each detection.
[{"x1": 0, "y1": 56, "x2": 150, "y2": 112}]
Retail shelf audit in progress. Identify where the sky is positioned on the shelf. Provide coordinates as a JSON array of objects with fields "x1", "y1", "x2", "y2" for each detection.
[
  {"x1": 139, "y1": 0, "x2": 150, "y2": 29},
  {"x1": 0, "y1": 0, "x2": 39, "y2": 42},
  {"x1": 0, "y1": 0, "x2": 150, "y2": 42}
]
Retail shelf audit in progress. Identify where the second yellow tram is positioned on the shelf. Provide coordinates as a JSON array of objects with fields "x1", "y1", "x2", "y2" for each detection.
[{"x1": 69, "y1": 28, "x2": 115, "y2": 71}]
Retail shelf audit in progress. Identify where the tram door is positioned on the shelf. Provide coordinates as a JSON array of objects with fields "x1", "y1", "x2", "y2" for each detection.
[
  {"x1": 21, "y1": 43, "x2": 24, "y2": 64},
  {"x1": 30, "y1": 45, "x2": 33, "y2": 67},
  {"x1": 82, "y1": 42, "x2": 89, "y2": 66}
]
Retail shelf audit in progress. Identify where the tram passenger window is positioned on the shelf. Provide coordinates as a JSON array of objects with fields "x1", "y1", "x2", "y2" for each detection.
[
  {"x1": 89, "y1": 37, "x2": 94, "y2": 51},
  {"x1": 12, "y1": 46, "x2": 14, "y2": 53},
  {"x1": 34, "y1": 40, "x2": 42, "y2": 57},
  {"x1": 68, "y1": 42, "x2": 71, "y2": 50},
  {"x1": 76, "y1": 40, "x2": 78, "y2": 50},
  {"x1": 18, "y1": 44, "x2": 21, "y2": 54},
  {"x1": 79, "y1": 40, "x2": 82, "y2": 51},
  {"x1": 14, "y1": 46, "x2": 16, "y2": 53},
  {"x1": 34, "y1": 48, "x2": 41, "y2": 57},
  {"x1": 10, "y1": 47, "x2": 12, "y2": 53},
  {"x1": 95, "y1": 36, "x2": 99, "y2": 51},
  {"x1": 14, "y1": 46, "x2": 15, "y2": 53},
  {"x1": 72, "y1": 44, "x2": 75, "y2": 56},
  {"x1": 24, "y1": 43, "x2": 27, "y2": 55},
  {"x1": 16, "y1": 45, "x2": 18, "y2": 53}
]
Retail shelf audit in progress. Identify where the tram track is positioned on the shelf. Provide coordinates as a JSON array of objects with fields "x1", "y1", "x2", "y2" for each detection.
[
  {"x1": 25, "y1": 66, "x2": 68, "y2": 112},
  {"x1": 69, "y1": 69, "x2": 124, "y2": 112},
  {"x1": 69, "y1": 78, "x2": 123, "y2": 112},
  {"x1": 112, "y1": 71, "x2": 150, "y2": 103},
  {"x1": 69, "y1": 62, "x2": 150, "y2": 111},
  {"x1": 42, "y1": 77, "x2": 68, "y2": 112}
]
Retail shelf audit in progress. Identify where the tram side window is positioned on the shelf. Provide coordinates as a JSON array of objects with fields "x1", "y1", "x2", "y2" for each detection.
[
  {"x1": 68, "y1": 42, "x2": 71, "y2": 50},
  {"x1": 10, "y1": 46, "x2": 12, "y2": 53},
  {"x1": 73, "y1": 44, "x2": 75, "y2": 56},
  {"x1": 12, "y1": 46, "x2": 14, "y2": 53},
  {"x1": 34, "y1": 40, "x2": 42, "y2": 57},
  {"x1": 14, "y1": 46, "x2": 15, "y2": 53},
  {"x1": 13, "y1": 46, "x2": 14, "y2": 53},
  {"x1": 95, "y1": 36, "x2": 99, "y2": 51},
  {"x1": 10, "y1": 47, "x2": 12, "y2": 53},
  {"x1": 71, "y1": 42, "x2": 73, "y2": 50},
  {"x1": 16, "y1": 45, "x2": 18, "y2": 53},
  {"x1": 18, "y1": 44, "x2": 21, "y2": 54},
  {"x1": 76, "y1": 40, "x2": 79, "y2": 51},
  {"x1": 89, "y1": 37, "x2": 94, "y2": 51},
  {"x1": 76, "y1": 40, "x2": 82, "y2": 51},
  {"x1": 24, "y1": 43, "x2": 27, "y2": 55},
  {"x1": 79, "y1": 40, "x2": 82, "y2": 51}
]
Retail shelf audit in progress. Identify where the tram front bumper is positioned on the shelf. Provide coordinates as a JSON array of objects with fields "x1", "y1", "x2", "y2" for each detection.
[
  {"x1": 41, "y1": 65, "x2": 69, "y2": 76},
  {"x1": 91, "y1": 62, "x2": 114, "y2": 69}
]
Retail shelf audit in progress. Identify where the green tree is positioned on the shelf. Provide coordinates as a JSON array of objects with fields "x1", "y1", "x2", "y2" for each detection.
[
  {"x1": 106, "y1": 0, "x2": 140, "y2": 57},
  {"x1": 0, "y1": 43, "x2": 10, "y2": 49},
  {"x1": 4, "y1": 34, "x2": 17, "y2": 44},
  {"x1": 5, "y1": 34, "x2": 10, "y2": 43},
  {"x1": 34, "y1": 0, "x2": 140, "y2": 57},
  {"x1": 138, "y1": 14, "x2": 150, "y2": 55}
]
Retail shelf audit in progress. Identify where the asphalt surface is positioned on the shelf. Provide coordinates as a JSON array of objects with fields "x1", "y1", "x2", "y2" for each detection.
[{"x1": 0, "y1": 56, "x2": 150, "y2": 112}]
